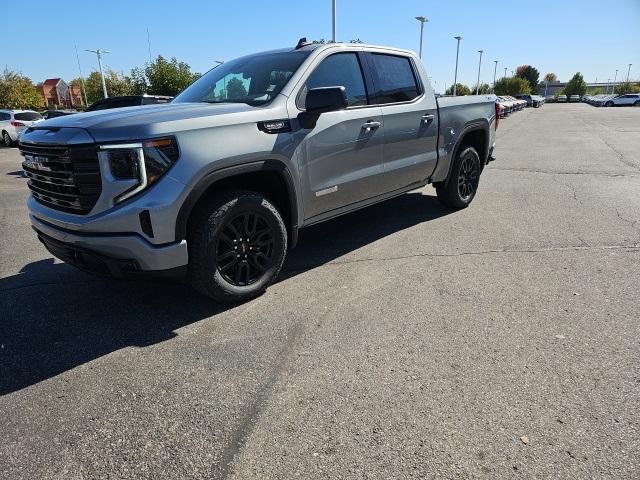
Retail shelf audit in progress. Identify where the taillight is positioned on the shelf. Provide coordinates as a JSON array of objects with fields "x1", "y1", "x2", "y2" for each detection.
[
  {"x1": 495, "y1": 102, "x2": 501, "y2": 129},
  {"x1": 11, "y1": 121, "x2": 25, "y2": 127}
]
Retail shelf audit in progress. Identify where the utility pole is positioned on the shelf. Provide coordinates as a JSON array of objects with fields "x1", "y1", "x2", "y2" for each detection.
[
  {"x1": 475, "y1": 50, "x2": 483, "y2": 94},
  {"x1": 626, "y1": 64, "x2": 632, "y2": 83},
  {"x1": 74, "y1": 44, "x2": 88, "y2": 107},
  {"x1": 85, "y1": 48, "x2": 109, "y2": 98},
  {"x1": 492, "y1": 60, "x2": 498, "y2": 93},
  {"x1": 453, "y1": 36, "x2": 462, "y2": 96},
  {"x1": 415, "y1": 16, "x2": 428, "y2": 59},
  {"x1": 147, "y1": 28, "x2": 152, "y2": 64},
  {"x1": 332, "y1": 0, "x2": 337, "y2": 42}
]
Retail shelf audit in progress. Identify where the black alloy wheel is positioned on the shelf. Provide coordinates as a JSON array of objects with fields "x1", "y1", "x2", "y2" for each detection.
[
  {"x1": 216, "y1": 211, "x2": 275, "y2": 287},
  {"x1": 457, "y1": 154, "x2": 480, "y2": 202}
]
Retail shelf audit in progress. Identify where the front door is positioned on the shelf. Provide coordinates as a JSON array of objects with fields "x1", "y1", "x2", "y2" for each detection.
[{"x1": 291, "y1": 51, "x2": 386, "y2": 220}]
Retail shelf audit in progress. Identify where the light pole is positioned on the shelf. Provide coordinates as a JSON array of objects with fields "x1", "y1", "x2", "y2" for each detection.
[
  {"x1": 85, "y1": 48, "x2": 109, "y2": 98},
  {"x1": 332, "y1": 0, "x2": 337, "y2": 42},
  {"x1": 415, "y1": 16, "x2": 428, "y2": 58},
  {"x1": 74, "y1": 44, "x2": 88, "y2": 107},
  {"x1": 606, "y1": 78, "x2": 611, "y2": 94},
  {"x1": 504, "y1": 67, "x2": 507, "y2": 78},
  {"x1": 544, "y1": 80, "x2": 548, "y2": 97},
  {"x1": 492, "y1": 60, "x2": 498, "y2": 93},
  {"x1": 613, "y1": 69, "x2": 618, "y2": 92},
  {"x1": 475, "y1": 50, "x2": 484, "y2": 94},
  {"x1": 453, "y1": 36, "x2": 462, "y2": 96},
  {"x1": 626, "y1": 64, "x2": 632, "y2": 83}
]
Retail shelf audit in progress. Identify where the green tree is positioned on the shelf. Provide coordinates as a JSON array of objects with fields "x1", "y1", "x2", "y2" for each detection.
[
  {"x1": 130, "y1": 66, "x2": 148, "y2": 95},
  {"x1": 515, "y1": 65, "x2": 540, "y2": 93},
  {"x1": 225, "y1": 77, "x2": 248, "y2": 98},
  {"x1": 564, "y1": 72, "x2": 587, "y2": 97},
  {"x1": 444, "y1": 83, "x2": 471, "y2": 96},
  {"x1": 144, "y1": 55, "x2": 199, "y2": 96},
  {"x1": 84, "y1": 70, "x2": 133, "y2": 104},
  {"x1": 494, "y1": 76, "x2": 531, "y2": 96},
  {"x1": 476, "y1": 83, "x2": 492, "y2": 94},
  {"x1": 0, "y1": 68, "x2": 43, "y2": 109},
  {"x1": 614, "y1": 82, "x2": 640, "y2": 95}
]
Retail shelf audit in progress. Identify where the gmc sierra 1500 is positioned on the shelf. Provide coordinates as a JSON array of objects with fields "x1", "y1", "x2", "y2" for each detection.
[{"x1": 20, "y1": 39, "x2": 498, "y2": 302}]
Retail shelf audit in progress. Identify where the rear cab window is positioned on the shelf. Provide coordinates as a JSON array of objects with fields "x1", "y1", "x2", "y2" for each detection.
[{"x1": 367, "y1": 53, "x2": 421, "y2": 104}]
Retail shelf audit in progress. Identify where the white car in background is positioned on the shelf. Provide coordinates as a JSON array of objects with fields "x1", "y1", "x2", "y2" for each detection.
[
  {"x1": 0, "y1": 110, "x2": 43, "y2": 146},
  {"x1": 604, "y1": 94, "x2": 640, "y2": 107}
]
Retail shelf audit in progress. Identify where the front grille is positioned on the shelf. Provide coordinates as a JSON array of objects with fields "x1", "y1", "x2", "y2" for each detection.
[{"x1": 19, "y1": 143, "x2": 102, "y2": 214}]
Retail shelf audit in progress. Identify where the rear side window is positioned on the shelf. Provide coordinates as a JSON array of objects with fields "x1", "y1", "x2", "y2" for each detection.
[
  {"x1": 369, "y1": 54, "x2": 420, "y2": 104},
  {"x1": 15, "y1": 112, "x2": 43, "y2": 121},
  {"x1": 301, "y1": 52, "x2": 367, "y2": 108},
  {"x1": 0, "y1": 113, "x2": 10, "y2": 121}
]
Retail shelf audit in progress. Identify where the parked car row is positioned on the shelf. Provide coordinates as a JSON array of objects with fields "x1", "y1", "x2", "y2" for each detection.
[
  {"x1": 1, "y1": 95, "x2": 175, "y2": 147},
  {"x1": 496, "y1": 94, "x2": 545, "y2": 117},
  {"x1": 583, "y1": 93, "x2": 640, "y2": 107},
  {"x1": 515, "y1": 94, "x2": 545, "y2": 108}
]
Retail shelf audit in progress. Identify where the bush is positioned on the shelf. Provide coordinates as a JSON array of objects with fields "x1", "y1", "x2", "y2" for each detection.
[
  {"x1": 614, "y1": 82, "x2": 640, "y2": 95},
  {"x1": 494, "y1": 77, "x2": 531, "y2": 96}
]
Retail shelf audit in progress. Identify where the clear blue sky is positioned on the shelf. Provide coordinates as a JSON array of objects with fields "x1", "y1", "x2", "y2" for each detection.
[{"x1": 2, "y1": 0, "x2": 639, "y2": 93}]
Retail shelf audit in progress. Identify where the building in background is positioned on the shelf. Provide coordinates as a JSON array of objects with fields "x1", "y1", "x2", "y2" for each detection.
[{"x1": 38, "y1": 78, "x2": 84, "y2": 108}]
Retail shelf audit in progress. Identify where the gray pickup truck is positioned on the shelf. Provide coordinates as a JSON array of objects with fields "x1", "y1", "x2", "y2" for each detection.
[{"x1": 20, "y1": 39, "x2": 499, "y2": 302}]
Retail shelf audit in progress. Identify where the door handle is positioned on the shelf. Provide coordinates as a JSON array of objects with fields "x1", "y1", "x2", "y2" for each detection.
[
  {"x1": 362, "y1": 120, "x2": 381, "y2": 132},
  {"x1": 421, "y1": 114, "x2": 435, "y2": 124}
]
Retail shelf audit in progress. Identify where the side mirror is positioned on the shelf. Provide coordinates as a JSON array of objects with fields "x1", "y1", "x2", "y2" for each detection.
[{"x1": 298, "y1": 86, "x2": 348, "y2": 129}]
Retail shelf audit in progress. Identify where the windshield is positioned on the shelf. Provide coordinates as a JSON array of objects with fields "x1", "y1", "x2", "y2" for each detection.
[
  {"x1": 174, "y1": 50, "x2": 310, "y2": 106},
  {"x1": 15, "y1": 112, "x2": 43, "y2": 121}
]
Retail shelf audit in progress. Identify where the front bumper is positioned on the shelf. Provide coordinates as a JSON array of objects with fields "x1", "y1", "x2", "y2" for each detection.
[{"x1": 31, "y1": 214, "x2": 188, "y2": 276}]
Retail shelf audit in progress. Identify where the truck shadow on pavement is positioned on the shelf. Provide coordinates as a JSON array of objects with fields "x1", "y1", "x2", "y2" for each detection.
[{"x1": 0, "y1": 191, "x2": 452, "y2": 395}]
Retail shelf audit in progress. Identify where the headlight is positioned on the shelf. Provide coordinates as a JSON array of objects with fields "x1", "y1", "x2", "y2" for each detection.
[{"x1": 100, "y1": 137, "x2": 179, "y2": 203}]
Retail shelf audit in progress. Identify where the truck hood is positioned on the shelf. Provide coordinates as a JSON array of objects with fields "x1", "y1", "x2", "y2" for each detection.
[{"x1": 34, "y1": 102, "x2": 279, "y2": 143}]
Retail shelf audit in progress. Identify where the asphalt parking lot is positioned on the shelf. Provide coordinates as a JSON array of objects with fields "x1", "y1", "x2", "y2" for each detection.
[{"x1": 1, "y1": 103, "x2": 639, "y2": 479}]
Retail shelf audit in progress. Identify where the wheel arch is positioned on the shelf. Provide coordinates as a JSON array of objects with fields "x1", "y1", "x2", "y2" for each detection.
[
  {"x1": 175, "y1": 160, "x2": 300, "y2": 248},
  {"x1": 439, "y1": 123, "x2": 489, "y2": 186}
]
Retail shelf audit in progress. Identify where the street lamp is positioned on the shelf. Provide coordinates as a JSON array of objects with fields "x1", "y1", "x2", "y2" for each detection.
[
  {"x1": 626, "y1": 64, "x2": 632, "y2": 83},
  {"x1": 453, "y1": 36, "x2": 462, "y2": 96},
  {"x1": 504, "y1": 67, "x2": 507, "y2": 78},
  {"x1": 85, "y1": 48, "x2": 109, "y2": 98},
  {"x1": 492, "y1": 60, "x2": 498, "y2": 93},
  {"x1": 475, "y1": 49, "x2": 484, "y2": 94},
  {"x1": 415, "y1": 16, "x2": 428, "y2": 59},
  {"x1": 613, "y1": 69, "x2": 618, "y2": 92},
  {"x1": 332, "y1": 0, "x2": 337, "y2": 42}
]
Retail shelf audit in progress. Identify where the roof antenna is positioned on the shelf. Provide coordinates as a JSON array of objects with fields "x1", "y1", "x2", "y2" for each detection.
[{"x1": 295, "y1": 37, "x2": 311, "y2": 49}]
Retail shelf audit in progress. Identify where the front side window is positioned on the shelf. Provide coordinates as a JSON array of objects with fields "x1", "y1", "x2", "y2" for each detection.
[
  {"x1": 369, "y1": 54, "x2": 420, "y2": 104},
  {"x1": 174, "y1": 50, "x2": 310, "y2": 106},
  {"x1": 300, "y1": 52, "x2": 368, "y2": 108}
]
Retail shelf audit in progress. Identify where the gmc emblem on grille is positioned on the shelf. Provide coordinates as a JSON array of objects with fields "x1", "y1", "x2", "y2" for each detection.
[{"x1": 23, "y1": 155, "x2": 51, "y2": 171}]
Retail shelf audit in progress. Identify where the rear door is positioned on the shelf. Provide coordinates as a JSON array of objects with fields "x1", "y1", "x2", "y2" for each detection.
[
  {"x1": 363, "y1": 52, "x2": 439, "y2": 191},
  {"x1": 292, "y1": 51, "x2": 386, "y2": 219}
]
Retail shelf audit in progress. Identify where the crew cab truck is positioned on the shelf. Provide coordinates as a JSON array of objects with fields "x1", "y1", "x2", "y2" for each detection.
[{"x1": 20, "y1": 39, "x2": 498, "y2": 302}]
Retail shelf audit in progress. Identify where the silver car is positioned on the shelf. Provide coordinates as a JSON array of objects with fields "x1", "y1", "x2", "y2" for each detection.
[{"x1": 0, "y1": 110, "x2": 43, "y2": 146}]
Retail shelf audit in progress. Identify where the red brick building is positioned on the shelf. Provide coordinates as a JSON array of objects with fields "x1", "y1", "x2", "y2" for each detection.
[{"x1": 39, "y1": 78, "x2": 85, "y2": 108}]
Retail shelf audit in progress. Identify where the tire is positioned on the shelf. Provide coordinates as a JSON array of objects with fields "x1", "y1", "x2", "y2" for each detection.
[
  {"x1": 436, "y1": 146, "x2": 481, "y2": 209},
  {"x1": 605, "y1": 101, "x2": 613, "y2": 107},
  {"x1": 2, "y1": 131, "x2": 13, "y2": 147},
  {"x1": 187, "y1": 190, "x2": 287, "y2": 303}
]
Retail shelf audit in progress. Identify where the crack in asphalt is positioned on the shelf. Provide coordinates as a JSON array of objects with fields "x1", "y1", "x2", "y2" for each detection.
[
  {"x1": 292, "y1": 243, "x2": 640, "y2": 270},
  {"x1": 488, "y1": 166, "x2": 639, "y2": 178},
  {"x1": 614, "y1": 208, "x2": 640, "y2": 246},
  {"x1": 551, "y1": 175, "x2": 582, "y2": 204}
]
